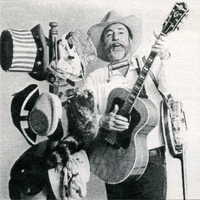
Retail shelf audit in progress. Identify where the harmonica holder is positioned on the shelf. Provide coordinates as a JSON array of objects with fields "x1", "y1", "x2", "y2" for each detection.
[{"x1": 107, "y1": 60, "x2": 130, "y2": 82}]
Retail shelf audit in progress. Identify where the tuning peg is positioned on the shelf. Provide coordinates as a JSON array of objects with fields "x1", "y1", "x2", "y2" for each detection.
[{"x1": 185, "y1": 14, "x2": 189, "y2": 19}]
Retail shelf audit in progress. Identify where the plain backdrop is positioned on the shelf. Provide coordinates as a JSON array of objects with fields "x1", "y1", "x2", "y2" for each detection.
[{"x1": 0, "y1": 0, "x2": 200, "y2": 199}]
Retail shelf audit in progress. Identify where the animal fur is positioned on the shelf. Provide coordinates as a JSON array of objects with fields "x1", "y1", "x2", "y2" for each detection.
[{"x1": 46, "y1": 88, "x2": 98, "y2": 169}]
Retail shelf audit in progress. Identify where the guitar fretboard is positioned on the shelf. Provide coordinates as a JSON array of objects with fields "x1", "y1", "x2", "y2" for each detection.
[{"x1": 119, "y1": 51, "x2": 157, "y2": 116}]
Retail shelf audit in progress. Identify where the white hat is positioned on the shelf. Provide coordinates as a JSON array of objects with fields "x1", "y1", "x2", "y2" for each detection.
[
  {"x1": 29, "y1": 92, "x2": 62, "y2": 137},
  {"x1": 87, "y1": 11, "x2": 142, "y2": 61}
]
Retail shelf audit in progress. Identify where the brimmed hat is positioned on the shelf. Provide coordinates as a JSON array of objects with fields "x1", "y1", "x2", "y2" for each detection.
[
  {"x1": 29, "y1": 92, "x2": 62, "y2": 137},
  {"x1": 87, "y1": 11, "x2": 142, "y2": 61},
  {"x1": 9, "y1": 140, "x2": 54, "y2": 199},
  {"x1": 11, "y1": 84, "x2": 39, "y2": 145},
  {"x1": 48, "y1": 150, "x2": 90, "y2": 200},
  {"x1": 0, "y1": 24, "x2": 47, "y2": 81}
]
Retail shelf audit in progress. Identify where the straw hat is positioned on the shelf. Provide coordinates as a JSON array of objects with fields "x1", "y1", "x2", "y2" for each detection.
[{"x1": 87, "y1": 11, "x2": 142, "y2": 61}]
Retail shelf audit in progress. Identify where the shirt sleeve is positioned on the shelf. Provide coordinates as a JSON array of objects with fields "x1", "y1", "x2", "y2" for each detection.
[{"x1": 151, "y1": 56, "x2": 170, "y2": 96}]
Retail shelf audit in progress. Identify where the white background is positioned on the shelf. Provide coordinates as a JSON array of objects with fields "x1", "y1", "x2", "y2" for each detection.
[{"x1": 0, "y1": 0, "x2": 200, "y2": 199}]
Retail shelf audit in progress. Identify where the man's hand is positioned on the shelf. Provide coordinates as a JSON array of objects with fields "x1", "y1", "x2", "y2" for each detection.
[
  {"x1": 152, "y1": 31, "x2": 170, "y2": 60},
  {"x1": 99, "y1": 104, "x2": 129, "y2": 131}
]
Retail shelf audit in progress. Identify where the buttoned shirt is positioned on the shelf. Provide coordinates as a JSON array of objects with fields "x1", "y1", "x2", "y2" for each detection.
[{"x1": 85, "y1": 56, "x2": 169, "y2": 150}]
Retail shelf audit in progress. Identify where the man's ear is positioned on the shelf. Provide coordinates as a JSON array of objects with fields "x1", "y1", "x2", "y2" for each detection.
[{"x1": 128, "y1": 37, "x2": 132, "y2": 42}]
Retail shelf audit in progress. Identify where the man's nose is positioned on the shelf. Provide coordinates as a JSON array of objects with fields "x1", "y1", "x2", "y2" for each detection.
[{"x1": 112, "y1": 33, "x2": 119, "y2": 41}]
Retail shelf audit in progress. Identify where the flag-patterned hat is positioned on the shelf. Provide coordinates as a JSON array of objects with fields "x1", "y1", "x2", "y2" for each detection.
[{"x1": 0, "y1": 24, "x2": 47, "y2": 81}]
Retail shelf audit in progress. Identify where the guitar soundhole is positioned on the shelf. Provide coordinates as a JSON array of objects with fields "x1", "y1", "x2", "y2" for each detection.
[{"x1": 111, "y1": 98, "x2": 141, "y2": 149}]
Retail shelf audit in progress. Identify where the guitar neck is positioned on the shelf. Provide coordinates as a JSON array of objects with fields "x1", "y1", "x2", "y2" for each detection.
[{"x1": 119, "y1": 51, "x2": 157, "y2": 116}]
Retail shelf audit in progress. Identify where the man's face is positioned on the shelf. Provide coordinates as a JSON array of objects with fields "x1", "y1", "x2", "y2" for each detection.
[{"x1": 102, "y1": 23, "x2": 131, "y2": 62}]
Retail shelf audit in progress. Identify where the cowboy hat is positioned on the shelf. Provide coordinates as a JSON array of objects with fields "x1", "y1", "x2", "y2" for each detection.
[
  {"x1": 29, "y1": 92, "x2": 63, "y2": 137},
  {"x1": 87, "y1": 11, "x2": 142, "y2": 62},
  {"x1": 11, "y1": 84, "x2": 39, "y2": 145},
  {"x1": 0, "y1": 24, "x2": 48, "y2": 81}
]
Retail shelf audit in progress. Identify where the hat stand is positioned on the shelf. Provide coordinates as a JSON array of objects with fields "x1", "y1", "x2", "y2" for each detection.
[{"x1": 48, "y1": 22, "x2": 59, "y2": 95}]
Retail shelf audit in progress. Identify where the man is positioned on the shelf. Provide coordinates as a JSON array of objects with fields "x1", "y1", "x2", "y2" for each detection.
[{"x1": 85, "y1": 11, "x2": 171, "y2": 200}]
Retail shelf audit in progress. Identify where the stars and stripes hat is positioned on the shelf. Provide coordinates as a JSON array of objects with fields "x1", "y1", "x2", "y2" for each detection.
[{"x1": 0, "y1": 24, "x2": 47, "y2": 81}]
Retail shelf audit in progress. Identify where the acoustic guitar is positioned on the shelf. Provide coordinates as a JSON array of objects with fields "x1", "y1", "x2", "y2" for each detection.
[{"x1": 88, "y1": 2, "x2": 189, "y2": 184}]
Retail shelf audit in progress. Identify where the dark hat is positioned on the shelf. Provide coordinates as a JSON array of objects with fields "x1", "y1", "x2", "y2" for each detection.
[
  {"x1": 0, "y1": 24, "x2": 48, "y2": 81},
  {"x1": 9, "y1": 151, "x2": 47, "y2": 198},
  {"x1": 11, "y1": 84, "x2": 39, "y2": 145},
  {"x1": 8, "y1": 140, "x2": 54, "y2": 199}
]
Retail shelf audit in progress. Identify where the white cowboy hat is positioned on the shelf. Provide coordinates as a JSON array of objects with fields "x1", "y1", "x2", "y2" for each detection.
[
  {"x1": 87, "y1": 11, "x2": 142, "y2": 62},
  {"x1": 29, "y1": 92, "x2": 62, "y2": 137}
]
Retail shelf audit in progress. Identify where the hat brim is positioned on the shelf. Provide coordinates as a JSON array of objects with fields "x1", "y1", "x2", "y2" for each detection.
[{"x1": 87, "y1": 15, "x2": 142, "y2": 62}]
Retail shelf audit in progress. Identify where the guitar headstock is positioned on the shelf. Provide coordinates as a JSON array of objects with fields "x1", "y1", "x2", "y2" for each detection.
[{"x1": 162, "y1": 2, "x2": 189, "y2": 36}]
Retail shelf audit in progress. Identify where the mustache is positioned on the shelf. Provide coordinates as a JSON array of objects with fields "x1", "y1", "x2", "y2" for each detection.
[
  {"x1": 104, "y1": 42, "x2": 124, "y2": 51},
  {"x1": 110, "y1": 42, "x2": 124, "y2": 48}
]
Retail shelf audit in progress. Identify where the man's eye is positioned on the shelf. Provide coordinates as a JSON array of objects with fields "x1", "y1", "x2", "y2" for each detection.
[
  {"x1": 119, "y1": 32, "x2": 124, "y2": 34},
  {"x1": 107, "y1": 34, "x2": 112, "y2": 37}
]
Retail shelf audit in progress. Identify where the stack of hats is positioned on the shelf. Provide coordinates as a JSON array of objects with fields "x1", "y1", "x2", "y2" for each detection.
[{"x1": 9, "y1": 84, "x2": 90, "y2": 200}]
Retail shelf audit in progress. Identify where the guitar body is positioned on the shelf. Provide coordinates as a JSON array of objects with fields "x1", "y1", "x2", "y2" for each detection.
[{"x1": 87, "y1": 87, "x2": 159, "y2": 184}]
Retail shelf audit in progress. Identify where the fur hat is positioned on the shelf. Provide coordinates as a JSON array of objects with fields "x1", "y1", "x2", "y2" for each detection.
[
  {"x1": 0, "y1": 24, "x2": 47, "y2": 81},
  {"x1": 11, "y1": 84, "x2": 39, "y2": 145},
  {"x1": 87, "y1": 11, "x2": 142, "y2": 61},
  {"x1": 29, "y1": 92, "x2": 62, "y2": 137}
]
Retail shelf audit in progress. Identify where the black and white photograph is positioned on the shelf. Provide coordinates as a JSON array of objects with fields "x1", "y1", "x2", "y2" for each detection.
[{"x1": 0, "y1": 0, "x2": 199, "y2": 199}]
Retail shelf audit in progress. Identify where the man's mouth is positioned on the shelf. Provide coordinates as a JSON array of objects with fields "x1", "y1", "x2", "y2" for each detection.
[{"x1": 111, "y1": 43, "x2": 123, "y2": 51}]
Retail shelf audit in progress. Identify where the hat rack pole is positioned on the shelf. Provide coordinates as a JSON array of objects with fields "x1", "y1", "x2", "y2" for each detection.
[{"x1": 49, "y1": 22, "x2": 59, "y2": 95}]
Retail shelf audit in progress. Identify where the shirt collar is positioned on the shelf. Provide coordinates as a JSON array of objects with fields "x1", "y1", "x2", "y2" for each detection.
[{"x1": 111, "y1": 62, "x2": 138, "y2": 76}]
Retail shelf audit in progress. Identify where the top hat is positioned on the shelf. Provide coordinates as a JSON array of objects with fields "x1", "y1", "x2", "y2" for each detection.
[
  {"x1": 0, "y1": 24, "x2": 48, "y2": 81},
  {"x1": 87, "y1": 11, "x2": 142, "y2": 61}
]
